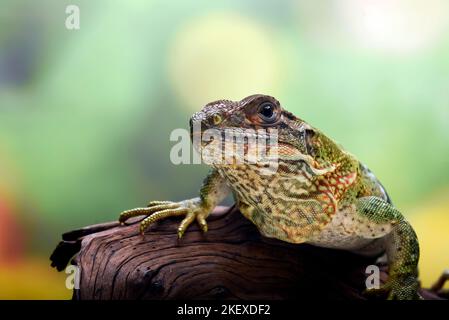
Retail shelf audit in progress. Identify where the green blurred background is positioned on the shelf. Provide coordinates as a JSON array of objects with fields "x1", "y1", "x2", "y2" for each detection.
[{"x1": 0, "y1": 0, "x2": 448, "y2": 299}]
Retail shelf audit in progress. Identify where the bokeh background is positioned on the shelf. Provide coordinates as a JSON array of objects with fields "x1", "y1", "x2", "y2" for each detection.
[{"x1": 0, "y1": 0, "x2": 448, "y2": 299}]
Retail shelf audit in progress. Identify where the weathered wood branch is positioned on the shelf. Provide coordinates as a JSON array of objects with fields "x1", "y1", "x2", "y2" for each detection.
[{"x1": 50, "y1": 206, "x2": 445, "y2": 300}]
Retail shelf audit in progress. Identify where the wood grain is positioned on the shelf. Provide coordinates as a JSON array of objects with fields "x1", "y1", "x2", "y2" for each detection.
[{"x1": 50, "y1": 206, "x2": 445, "y2": 300}]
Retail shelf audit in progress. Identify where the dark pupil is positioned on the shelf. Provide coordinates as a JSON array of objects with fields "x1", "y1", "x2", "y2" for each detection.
[{"x1": 260, "y1": 104, "x2": 274, "y2": 118}]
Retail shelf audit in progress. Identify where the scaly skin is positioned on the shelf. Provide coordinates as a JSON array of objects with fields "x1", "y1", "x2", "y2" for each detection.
[{"x1": 119, "y1": 94, "x2": 421, "y2": 300}]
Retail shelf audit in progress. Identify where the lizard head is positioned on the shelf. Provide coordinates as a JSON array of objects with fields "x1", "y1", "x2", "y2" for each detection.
[{"x1": 189, "y1": 94, "x2": 318, "y2": 165}]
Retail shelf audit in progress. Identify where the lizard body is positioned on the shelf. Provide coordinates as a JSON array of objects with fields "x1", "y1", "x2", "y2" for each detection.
[{"x1": 119, "y1": 94, "x2": 420, "y2": 300}]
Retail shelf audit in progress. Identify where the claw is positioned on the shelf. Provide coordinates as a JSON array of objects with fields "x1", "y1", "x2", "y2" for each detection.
[
  {"x1": 119, "y1": 204, "x2": 179, "y2": 224},
  {"x1": 430, "y1": 269, "x2": 449, "y2": 294},
  {"x1": 139, "y1": 208, "x2": 189, "y2": 234},
  {"x1": 118, "y1": 198, "x2": 211, "y2": 238},
  {"x1": 177, "y1": 212, "x2": 196, "y2": 239},
  {"x1": 197, "y1": 215, "x2": 208, "y2": 233},
  {"x1": 147, "y1": 200, "x2": 173, "y2": 207}
]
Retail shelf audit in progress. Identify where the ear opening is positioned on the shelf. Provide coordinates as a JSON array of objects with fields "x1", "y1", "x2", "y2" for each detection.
[
  {"x1": 297, "y1": 123, "x2": 316, "y2": 156},
  {"x1": 304, "y1": 128, "x2": 316, "y2": 156}
]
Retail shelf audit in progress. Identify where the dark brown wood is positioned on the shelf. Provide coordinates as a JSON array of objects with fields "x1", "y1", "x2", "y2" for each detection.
[{"x1": 50, "y1": 206, "x2": 445, "y2": 300}]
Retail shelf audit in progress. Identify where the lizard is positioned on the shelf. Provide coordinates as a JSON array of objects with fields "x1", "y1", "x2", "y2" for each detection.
[{"x1": 118, "y1": 94, "x2": 421, "y2": 300}]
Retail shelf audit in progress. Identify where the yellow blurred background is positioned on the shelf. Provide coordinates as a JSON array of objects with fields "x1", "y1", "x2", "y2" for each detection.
[{"x1": 0, "y1": 0, "x2": 448, "y2": 299}]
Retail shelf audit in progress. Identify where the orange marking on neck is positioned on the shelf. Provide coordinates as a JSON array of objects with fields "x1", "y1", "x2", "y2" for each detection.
[{"x1": 319, "y1": 171, "x2": 357, "y2": 201}]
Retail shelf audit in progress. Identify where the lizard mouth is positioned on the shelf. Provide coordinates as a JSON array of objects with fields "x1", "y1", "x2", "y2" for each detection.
[
  {"x1": 190, "y1": 130, "x2": 221, "y2": 151},
  {"x1": 191, "y1": 129, "x2": 263, "y2": 144},
  {"x1": 190, "y1": 131, "x2": 209, "y2": 148},
  {"x1": 190, "y1": 128, "x2": 284, "y2": 167}
]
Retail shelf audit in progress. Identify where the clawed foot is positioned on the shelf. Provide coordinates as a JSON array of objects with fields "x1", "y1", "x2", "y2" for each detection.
[
  {"x1": 364, "y1": 274, "x2": 422, "y2": 300},
  {"x1": 118, "y1": 198, "x2": 210, "y2": 238},
  {"x1": 430, "y1": 269, "x2": 449, "y2": 296}
]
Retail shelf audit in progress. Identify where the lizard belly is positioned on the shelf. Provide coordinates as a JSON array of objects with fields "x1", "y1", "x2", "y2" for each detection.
[
  {"x1": 220, "y1": 164, "x2": 332, "y2": 243},
  {"x1": 307, "y1": 204, "x2": 393, "y2": 251},
  {"x1": 219, "y1": 164, "x2": 392, "y2": 247}
]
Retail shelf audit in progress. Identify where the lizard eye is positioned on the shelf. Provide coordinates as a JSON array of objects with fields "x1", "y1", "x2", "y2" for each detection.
[
  {"x1": 257, "y1": 102, "x2": 277, "y2": 123},
  {"x1": 212, "y1": 114, "x2": 222, "y2": 125}
]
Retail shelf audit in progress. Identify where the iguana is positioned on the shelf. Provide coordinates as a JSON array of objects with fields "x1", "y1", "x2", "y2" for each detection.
[{"x1": 119, "y1": 94, "x2": 421, "y2": 300}]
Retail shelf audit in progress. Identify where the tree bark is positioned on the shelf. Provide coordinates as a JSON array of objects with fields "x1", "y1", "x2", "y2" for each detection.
[{"x1": 50, "y1": 206, "x2": 445, "y2": 300}]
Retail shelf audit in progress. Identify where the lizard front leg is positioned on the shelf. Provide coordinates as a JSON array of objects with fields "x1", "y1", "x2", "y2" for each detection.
[
  {"x1": 356, "y1": 196, "x2": 421, "y2": 300},
  {"x1": 118, "y1": 169, "x2": 230, "y2": 238}
]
